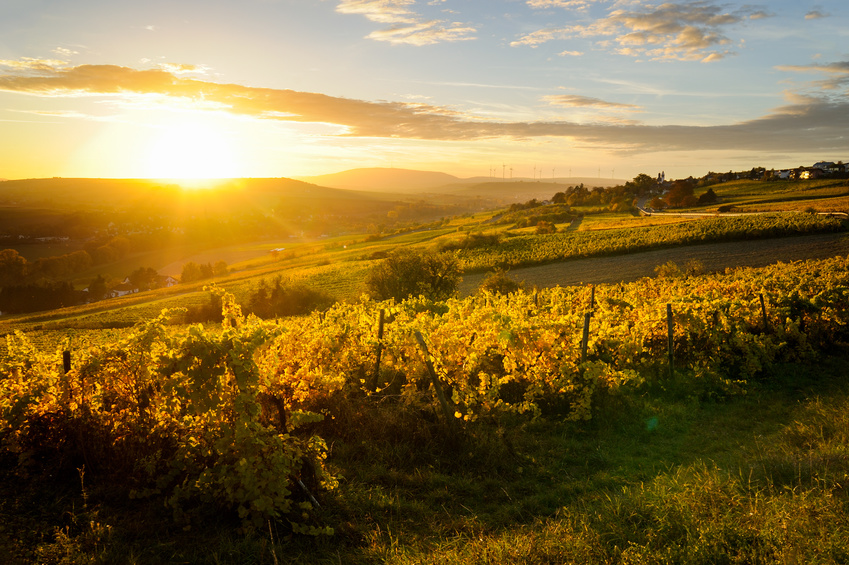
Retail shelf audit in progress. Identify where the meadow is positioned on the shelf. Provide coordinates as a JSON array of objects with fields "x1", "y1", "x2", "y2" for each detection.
[{"x1": 2, "y1": 175, "x2": 849, "y2": 563}]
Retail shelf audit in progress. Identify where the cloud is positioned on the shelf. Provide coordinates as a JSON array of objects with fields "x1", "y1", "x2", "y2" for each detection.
[
  {"x1": 0, "y1": 58, "x2": 68, "y2": 73},
  {"x1": 558, "y1": 50, "x2": 584, "y2": 56},
  {"x1": 52, "y1": 47, "x2": 79, "y2": 57},
  {"x1": 1, "y1": 60, "x2": 848, "y2": 156},
  {"x1": 527, "y1": 0, "x2": 598, "y2": 9},
  {"x1": 336, "y1": 0, "x2": 476, "y2": 44},
  {"x1": 776, "y1": 60, "x2": 849, "y2": 91},
  {"x1": 366, "y1": 20, "x2": 477, "y2": 45},
  {"x1": 336, "y1": 0, "x2": 418, "y2": 24},
  {"x1": 157, "y1": 63, "x2": 209, "y2": 76},
  {"x1": 513, "y1": 1, "x2": 767, "y2": 62},
  {"x1": 805, "y1": 10, "x2": 828, "y2": 20},
  {"x1": 543, "y1": 94, "x2": 640, "y2": 110}
]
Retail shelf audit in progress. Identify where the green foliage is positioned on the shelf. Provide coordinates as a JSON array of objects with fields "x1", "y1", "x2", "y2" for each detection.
[
  {"x1": 0, "y1": 290, "x2": 334, "y2": 534},
  {"x1": 456, "y1": 212, "x2": 844, "y2": 272},
  {"x1": 478, "y1": 268, "x2": 523, "y2": 295},
  {"x1": 534, "y1": 220, "x2": 556, "y2": 234},
  {"x1": 247, "y1": 277, "x2": 334, "y2": 319},
  {"x1": 181, "y1": 260, "x2": 226, "y2": 284},
  {"x1": 437, "y1": 232, "x2": 501, "y2": 252},
  {"x1": 5, "y1": 251, "x2": 849, "y2": 562},
  {"x1": 365, "y1": 248, "x2": 461, "y2": 302}
]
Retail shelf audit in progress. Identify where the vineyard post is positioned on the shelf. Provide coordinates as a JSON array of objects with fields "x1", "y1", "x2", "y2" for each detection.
[
  {"x1": 370, "y1": 309, "x2": 385, "y2": 392},
  {"x1": 759, "y1": 293, "x2": 770, "y2": 332},
  {"x1": 63, "y1": 350, "x2": 72, "y2": 406},
  {"x1": 581, "y1": 312, "x2": 591, "y2": 363},
  {"x1": 413, "y1": 331, "x2": 456, "y2": 432},
  {"x1": 590, "y1": 285, "x2": 595, "y2": 314},
  {"x1": 666, "y1": 304, "x2": 674, "y2": 378}
]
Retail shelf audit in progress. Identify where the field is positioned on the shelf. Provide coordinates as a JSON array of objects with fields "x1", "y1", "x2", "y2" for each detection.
[{"x1": 2, "y1": 176, "x2": 849, "y2": 563}]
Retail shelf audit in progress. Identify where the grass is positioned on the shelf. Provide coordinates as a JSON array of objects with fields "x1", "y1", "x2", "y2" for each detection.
[
  {"x1": 4, "y1": 351, "x2": 849, "y2": 564},
  {"x1": 696, "y1": 178, "x2": 849, "y2": 213}
]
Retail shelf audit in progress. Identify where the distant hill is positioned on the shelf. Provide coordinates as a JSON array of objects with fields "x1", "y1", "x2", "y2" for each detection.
[
  {"x1": 298, "y1": 168, "x2": 625, "y2": 200},
  {"x1": 440, "y1": 178, "x2": 624, "y2": 202},
  {"x1": 0, "y1": 177, "x2": 401, "y2": 214},
  {"x1": 297, "y1": 168, "x2": 461, "y2": 193}
]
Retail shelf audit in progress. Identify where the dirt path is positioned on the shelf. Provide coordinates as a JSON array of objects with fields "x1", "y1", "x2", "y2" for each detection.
[{"x1": 459, "y1": 232, "x2": 849, "y2": 294}]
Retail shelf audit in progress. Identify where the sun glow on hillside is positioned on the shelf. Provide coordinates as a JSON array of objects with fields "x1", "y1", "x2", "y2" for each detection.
[{"x1": 145, "y1": 120, "x2": 242, "y2": 182}]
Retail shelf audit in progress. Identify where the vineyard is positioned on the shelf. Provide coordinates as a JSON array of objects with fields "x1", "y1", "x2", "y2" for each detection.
[
  {"x1": 455, "y1": 212, "x2": 845, "y2": 271},
  {"x1": 2, "y1": 253, "x2": 849, "y2": 562}
]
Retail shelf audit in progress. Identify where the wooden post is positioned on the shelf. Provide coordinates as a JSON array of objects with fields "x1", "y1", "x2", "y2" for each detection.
[
  {"x1": 759, "y1": 293, "x2": 770, "y2": 332},
  {"x1": 414, "y1": 331, "x2": 456, "y2": 430},
  {"x1": 581, "y1": 312, "x2": 591, "y2": 363},
  {"x1": 666, "y1": 304, "x2": 674, "y2": 378},
  {"x1": 63, "y1": 350, "x2": 72, "y2": 406},
  {"x1": 370, "y1": 309, "x2": 386, "y2": 392},
  {"x1": 590, "y1": 285, "x2": 595, "y2": 313}
]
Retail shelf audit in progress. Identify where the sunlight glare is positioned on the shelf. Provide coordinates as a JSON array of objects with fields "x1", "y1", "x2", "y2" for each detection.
[{"x1": 146, "y1": 121, "x2": 241, "y2": 182}]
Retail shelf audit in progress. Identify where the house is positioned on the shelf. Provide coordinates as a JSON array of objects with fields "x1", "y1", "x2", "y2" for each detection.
[
  {"x1": 156, "y1": 275, "x2": 178, "y2": 288},
  {"x1": 107, "y1": 282, "x2": 138, "y2": 298},
  {"x1": 799, "y1": 167, "x2": 825, "y2": 180}
]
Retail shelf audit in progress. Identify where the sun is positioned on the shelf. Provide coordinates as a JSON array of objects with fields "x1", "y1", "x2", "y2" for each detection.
[{"x1": 145, "y1": 120, "x2": 242, "y2": 181}]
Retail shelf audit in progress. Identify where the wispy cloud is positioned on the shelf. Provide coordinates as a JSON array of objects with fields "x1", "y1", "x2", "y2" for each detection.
[
  {"x1": 527, "y1": 0, "x2": 599, "y2": 9},
  {"x1": 52, "y1": 47, "x2": 79, "y2": 57},
  {"x1": 514, "y1": 1, "x2": 768, "y2": 62},
  {"x1": 777, "y1": 60, "x2": 849, "y2": 91},
  {"x1": 543, "y1": 94, "x2": 640, "y2": 110},
  {"x1": 805, "y1": 10, "x2": 828, "y2": 20},
  {"x1": 0, "y1": 60, "x2": 847, "y2": 156},
  {"x1": 336, "y1": 0, "x2": 476, "y2": 45},
  {"x1": 0, "y1": 58, "x2": 69, "y2": 73}
]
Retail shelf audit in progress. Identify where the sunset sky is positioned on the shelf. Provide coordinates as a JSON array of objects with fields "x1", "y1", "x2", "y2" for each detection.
[{"x1": 1, "y1": 0, "x2": 847, "y2": 182}]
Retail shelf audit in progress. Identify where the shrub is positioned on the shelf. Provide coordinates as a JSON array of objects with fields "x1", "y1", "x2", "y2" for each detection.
[
  {"x1": 437, "y1": 232, "x2": 501, "y2": 252},
  {"x1": 478, "y1": 268, "x2": 523, "y2": 295},
  {"x1": 248, "y1": 278, "x2": 335, "y2": 319},
  {"x1": 365, "y1": 248, "x2": 461, "y2": 302}
]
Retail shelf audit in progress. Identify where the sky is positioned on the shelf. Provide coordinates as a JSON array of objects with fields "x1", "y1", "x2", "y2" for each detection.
[{"x1": 1, "y1": 0, "x2": 848, "y2": 182}]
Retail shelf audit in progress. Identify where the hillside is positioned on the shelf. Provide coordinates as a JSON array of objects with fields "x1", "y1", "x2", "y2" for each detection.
[
  {"x1": 0, "y1": 177, "x2": 398, "y2": 213},
  {"x1": 297, "y1": 167, "x2": 461, "y2": 193},
  {"x1": 298, "y1": 167, "x2": 625, "y2": 197}
]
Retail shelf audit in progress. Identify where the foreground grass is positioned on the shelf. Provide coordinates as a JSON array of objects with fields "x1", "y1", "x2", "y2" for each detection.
[{"x1": 3, "y1": 352, "x2": 849, "y2": 564}]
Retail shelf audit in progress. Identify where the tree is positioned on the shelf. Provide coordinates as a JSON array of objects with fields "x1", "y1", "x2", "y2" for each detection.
[
  {"x1": 535, "y1": 221, "x2": 556, "y2": 234},
  {"x1": 649, "y1": 197, "x2": 667, "y2": 210},
  {"x1": 366, "y1": 249, "x2": 461, "y2": 302},
  {"x1": 128, "y1": 267, "x2": 158, "y2": 291},
  {"x1": 551, "y1": 191, "x2": 567, "y2": 204},
  {"x1": 181, "y1": 261, "x2": 203, "y2": 283},
  {"x1": 0, "y1": 249, "x2": 27, "y2": 286},
  {"x1": 629, "y1": 173, "x2": 657, "y2": 196},
  {"x1": 87, "y1": 274, "x2": 108, "y2": 301},
  {"x1": 698, "y1": 187, "x2": 718, "y2": 205},
  {"x1": 664, "y1": 180, "x2": 697, "y2": 208}
]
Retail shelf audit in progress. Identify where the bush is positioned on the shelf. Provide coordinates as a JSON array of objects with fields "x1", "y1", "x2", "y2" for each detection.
[
  {"x1": 478, "y1": 268, "x2": 523, "y2": 295},
  {"x1": 365, "y1": 248, "x2": 461, "y2": 302},
  {"x1": 437, "y1": 232, "x2": 501, "y2": 252},
  {"x1": 248, "y1": 278, "x2": 335, "y2": 318},
  {"x1": 535, "y1": 221, "x2": 556, "y2": 234}
]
